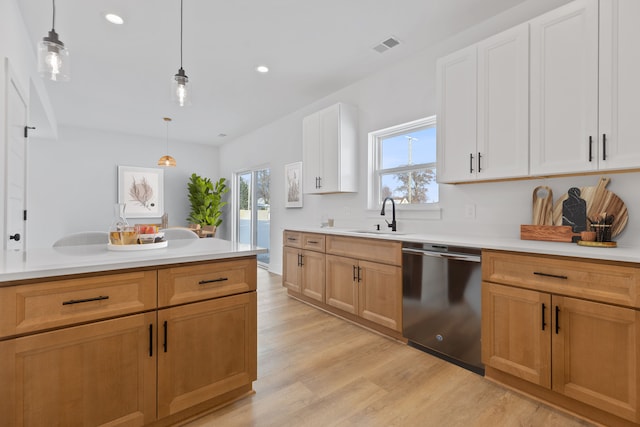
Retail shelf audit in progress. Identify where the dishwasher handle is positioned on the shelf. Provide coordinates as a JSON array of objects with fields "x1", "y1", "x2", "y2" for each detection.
[{"x1": 402, "y1": 247, "x2": 481, "y2": 263}]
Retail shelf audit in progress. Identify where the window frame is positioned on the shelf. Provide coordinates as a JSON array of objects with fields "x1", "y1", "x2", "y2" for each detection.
[{"x1": 367, "y1": 115, "x2": 440, "y2": 212}]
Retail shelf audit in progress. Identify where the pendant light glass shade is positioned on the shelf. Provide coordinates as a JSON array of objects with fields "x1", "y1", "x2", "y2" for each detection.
[
  {"x1": 172, "y1": 0, "x2": 191, "y2": 106},
  {"x1": 172, "y1": 67, "x2": 190, "y2": 107},
  {"x1": 38, "y1": 0, "x2": 70, "y2": 82},
  {"x1": 158, "y1": 117, "x2": 177, "y2": 167}
]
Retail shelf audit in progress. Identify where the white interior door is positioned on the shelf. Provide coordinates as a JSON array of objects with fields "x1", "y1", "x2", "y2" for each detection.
[{"x1": 5, "y1": 67, "x2": 28, "y2": 251}]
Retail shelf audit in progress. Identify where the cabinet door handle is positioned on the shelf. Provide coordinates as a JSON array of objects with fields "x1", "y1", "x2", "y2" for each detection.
[
  {"x1": 62, "y1": 295, "x2": 109, "y2": 305},
  {"x1": 357, "y1": 266, "x2": 362, "y2": 283},
  {"x1": 163, "y1": 320, "x2": 168, "y2": 352},
  {"x1": 533, "y1": 272, "x2": 568, "y2": 280},
  {"x1": 199, "y1": 277, "x2": 228, "y2": 285},
  {"x1": 541, "y1": 303, "x2": 546, "y2": 331},
  {"x1": 588, "y1": 136, "x2": 593, "y2": 162},
  {"x1": 555, "y1": 306, "x2": 560, "y2": 335},
  {"x1": 469, "y1": 153, "x2": 474, "y2": 173},
  {"x1": 149, "y1": 324, "x2": 153, "y2": 357},
  {"x1": 317, "y1": 177, "x2": 322, "y2": 189},
  {"x1": 477, "y1": 152, "x2": 482, "y2": 173},
  {"x1": 353, "y1": 265, "x2": 357, "y2": 281},
  {"x1": 602, "y1": 134, "x2": 607, "y2": 161}
]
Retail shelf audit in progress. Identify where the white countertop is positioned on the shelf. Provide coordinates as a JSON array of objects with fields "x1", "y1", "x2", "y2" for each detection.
[
  {"x1": 0, "y1": 238, "x2": 266, "y2": 283},
  {"x1": 287, "y1": 226, "x2": 640, "y2": 264}
]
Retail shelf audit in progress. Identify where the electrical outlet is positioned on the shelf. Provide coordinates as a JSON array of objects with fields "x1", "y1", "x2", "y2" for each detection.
[{"x1": 465, "y1": 204, "x2": 476, "y2": 219}]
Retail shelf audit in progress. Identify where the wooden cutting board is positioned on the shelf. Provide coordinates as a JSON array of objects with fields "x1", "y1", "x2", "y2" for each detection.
[
  {"x1": 552, "y1": 177, "x2": 628, "y2": 237},
  {"x1": 531, "y1": 186, "x2": 553, "y2": 225}
]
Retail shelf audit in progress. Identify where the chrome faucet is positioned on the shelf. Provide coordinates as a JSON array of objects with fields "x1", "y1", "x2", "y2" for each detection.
[{"x1": 381, "y1": 197, "x2": 397, "y2": 232}]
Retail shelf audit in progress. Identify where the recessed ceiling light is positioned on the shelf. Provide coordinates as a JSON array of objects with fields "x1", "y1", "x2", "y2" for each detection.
[
  {"x1": 256, "y1": 65, "x2": 269, "y2": 73},
  {"x1": 105, "y1": 13, "x2": 124, "y2": 25}
]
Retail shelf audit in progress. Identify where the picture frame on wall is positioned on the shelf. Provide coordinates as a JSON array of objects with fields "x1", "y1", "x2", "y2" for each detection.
[
  {"x1": 117, "y1": 166, "x2": 164, "y2": 218},
  {"x1": 285, "y1": 162, "x2": 303, "y2": 208}
]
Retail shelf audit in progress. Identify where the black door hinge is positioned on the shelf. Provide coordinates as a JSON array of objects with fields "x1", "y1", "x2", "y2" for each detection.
[
  {"x1": 23, "y1": 210, "x2": 27, "y2": 221},
  {"x1": 24, "y1": 126, "x2": 36, "y2": 138}
]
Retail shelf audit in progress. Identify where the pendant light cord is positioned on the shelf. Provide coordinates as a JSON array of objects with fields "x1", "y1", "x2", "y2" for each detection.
[
  {"x1": 51, "y1": 0, "x2": 56, "y2": 30},
  {"x1": 180, "y1": 0, "x2": 183, "y2": 69}
]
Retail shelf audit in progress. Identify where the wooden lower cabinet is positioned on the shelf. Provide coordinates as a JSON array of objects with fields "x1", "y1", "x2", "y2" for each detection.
[
  {"x1": 0, "y1": 258, "x2": 258, "y2": 426},
  {"x1": 282, "y1": 246, "x2": 302, "y2": 293},
  {"x1": 483, "y1": 280, "x2": 640, "y2": 425},
  {"x1": 326, "y1": 254, "x2": 402, "y2": 332},
  {"x1": 157, "y1": 292, "x2": 257, "y2": 418},
  {"x1": 283, "y1": 246, "x2": 325, "y2": 303},
  {"x1": 0, "y1": 312, "x2": 157, "y2": 426},
  {"x1": 482, "y1": 282, "x2": 551, "y2": 388},
  {"x1": 552, "y1": 296, "x2": 639, "y2": 422}
]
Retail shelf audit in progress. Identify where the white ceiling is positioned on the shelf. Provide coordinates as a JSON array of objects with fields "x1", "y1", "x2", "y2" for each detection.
[{"x1": 18, "y1": 0, "x2": 529, "y2": 146}]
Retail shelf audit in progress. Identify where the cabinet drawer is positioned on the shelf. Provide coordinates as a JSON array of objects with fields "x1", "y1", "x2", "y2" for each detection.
[
  {"x1": 158, "y1": 258, "x2": 256, "y2": 307},
  {"x1": 482, "y1": 250, "x2": 640, "y2": 308},
  {"x1": 326, "y1": 235, "x2": 401, "y2": 266},
  {"x1": 283, "y1": 231, "x2": 302, "y2": 248},
  {"x1": 0, "y1": 271, "x2": 157, "y2": 338},
  {"x1": 302, "y1": 233, "x2": 325, "y2": 252}
]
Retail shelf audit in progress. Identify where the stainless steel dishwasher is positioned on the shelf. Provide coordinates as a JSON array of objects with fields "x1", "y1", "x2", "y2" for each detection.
[{"x1": 402, "y1": 242, "x2": 483, "y2": 374}]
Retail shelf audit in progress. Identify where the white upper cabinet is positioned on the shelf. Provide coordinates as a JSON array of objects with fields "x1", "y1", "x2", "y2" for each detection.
[
  {"x1": 530, "y1": 0, "x2": 599, "y2": 175},
  {"x1": 477, "y1": 23, "x2": 530, "y2": 181},
  {"x1": 437, "y1": 24, "x2": 529, "y2": 183},
  {"x1": 598, "y1": 0, "x2": 640, "y2": 170},
  {"x1": 303, "y1": 103, "x2": 358, "y2": 194},
  {"x1": 436, "y1": 45, "x2": 478, "y2": 183},
  {"x1": 531, "y1": 0, "x2": 640, "y2": 175}
]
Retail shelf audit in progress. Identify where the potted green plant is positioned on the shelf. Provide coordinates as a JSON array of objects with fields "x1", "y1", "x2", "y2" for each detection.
[{"x1": 186, "y1": 174, "x2": 229, "y2": 237}]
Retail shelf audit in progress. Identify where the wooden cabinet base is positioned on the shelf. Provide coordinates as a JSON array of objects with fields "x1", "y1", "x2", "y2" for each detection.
[
  {"x1": 148, "y1": 385, "x2": 254, "y2": 427},
  {"x1": 485, "y1": 367, "x2": 637, "y2": 427},
  {"x1": 286, "y1": 289, "x2": 406, "y2": 343}
]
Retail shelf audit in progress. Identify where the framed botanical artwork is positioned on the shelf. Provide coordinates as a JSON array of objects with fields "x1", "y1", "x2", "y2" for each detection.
[
  {"x1": 117, "y1": 166, "x2": 164, "y2": 218},
  {"x1": 285, "y1": 162, "x2": 303, "y2": 208}
]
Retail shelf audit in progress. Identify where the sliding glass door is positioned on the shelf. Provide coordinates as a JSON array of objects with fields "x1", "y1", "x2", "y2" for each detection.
[{"x1": 236, "y1": 167, "x2": 270, "y2": 266}]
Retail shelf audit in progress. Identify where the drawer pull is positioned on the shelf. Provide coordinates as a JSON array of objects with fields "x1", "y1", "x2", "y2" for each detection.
[
  {"x1": 533, "y1": 272, "x2": 568, "y2": 280},
  {"x1": 62, "y1": 295, "x2": 109, "y2": 305},
  {"x1": 163, "y1": 320, "x2": 168, "y2": 352},
  {"x1": 307, "y1": 240, "x2": 319, "y2": 244},
  {"x1": 149, "y1": 324, "x2": 153, "y2": 357},
  {"x1": 199, "y1": 277, "x2": 228, "y2": 285},
  {"x1": 287, "y1": 237, "x2": 298, "y2": 241},
  {"x1": 541, "y1": 303, "x2": 546, "y2": 331}
]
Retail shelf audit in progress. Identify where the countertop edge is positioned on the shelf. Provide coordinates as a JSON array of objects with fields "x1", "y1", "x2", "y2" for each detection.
[{"x1": 285, "y1": 226, "x2": 640, "y2": 264}]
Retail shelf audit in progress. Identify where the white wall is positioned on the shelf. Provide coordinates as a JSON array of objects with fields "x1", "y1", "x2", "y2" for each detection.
[
  {"x1": 28, "y1": 126, "x2": 220, "y2": 247},
  {"x1": 219, "y1": 0, "x2": 640, "y2": 275}
]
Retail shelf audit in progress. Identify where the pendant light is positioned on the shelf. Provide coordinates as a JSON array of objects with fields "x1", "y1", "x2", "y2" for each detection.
[
  {"x1": 172, "y1": 0, "x2": 191, "y2": 106},
  {"x1": 38, "y1": 0, "x2": 70, "y2": 82},
  {"x1": 158, "y1": 117, "x2": 177, "y2": 167}
]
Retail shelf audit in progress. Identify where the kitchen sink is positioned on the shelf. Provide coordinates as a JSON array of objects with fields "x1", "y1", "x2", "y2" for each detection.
[{"x1": 350, "y1": 230, "x2": 406, "y2": 236}]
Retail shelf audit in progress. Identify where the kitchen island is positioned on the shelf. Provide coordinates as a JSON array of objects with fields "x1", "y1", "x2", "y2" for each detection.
[{"x1": 0, "y1": 238, "x2": 265, "y2": 427}]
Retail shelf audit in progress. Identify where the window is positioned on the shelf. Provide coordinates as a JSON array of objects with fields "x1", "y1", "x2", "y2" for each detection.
[{"x1": 368, "y1": 116, "x2": 438, "y2": 209}]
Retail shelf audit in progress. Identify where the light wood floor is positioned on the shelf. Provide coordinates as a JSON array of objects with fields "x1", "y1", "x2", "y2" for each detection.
[{"x1": 184, "y1": 269, "x2": 595, "y2": 427}]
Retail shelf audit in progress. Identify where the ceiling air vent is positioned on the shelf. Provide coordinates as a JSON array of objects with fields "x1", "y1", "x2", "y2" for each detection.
[{"x1": 373, "y1": 36, "x2": 400, "y2": 53}]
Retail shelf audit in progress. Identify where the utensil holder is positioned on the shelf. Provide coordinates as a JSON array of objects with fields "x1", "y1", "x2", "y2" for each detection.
[{"x1": 591, "y1": 224, "x2": 612, "y2": 242}]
